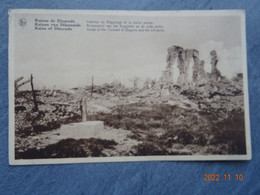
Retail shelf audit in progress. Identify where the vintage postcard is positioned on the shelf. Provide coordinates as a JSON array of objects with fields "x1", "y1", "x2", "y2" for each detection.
[{"x1": 9, "y1": 9, "x2": 251, "y2": 165}]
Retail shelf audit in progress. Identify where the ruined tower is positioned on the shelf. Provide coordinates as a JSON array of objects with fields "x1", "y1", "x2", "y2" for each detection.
[
  {"x1": 210, "y1": 50, "x2": 221, "y2": 80},
  {"x1": 161, "y1": 45, "x2": 207, "y2": 89},
  {"x1": 192, "y1": 50, "x2": 200, "y2": 83},
  {"x1": 198, "y1": 60, "x2": 206, "y2": 81},
  {"x1": 177, "y1": 47, "x2": 185, "y2": 86},
  {"x1": 162, "y1": 46, "x2": 183, "y2": 86}
]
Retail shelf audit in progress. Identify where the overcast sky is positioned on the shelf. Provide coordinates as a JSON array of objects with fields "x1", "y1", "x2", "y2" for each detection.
[{"x1": 13, "y1": 13, "x2": 243, "y2": 90}]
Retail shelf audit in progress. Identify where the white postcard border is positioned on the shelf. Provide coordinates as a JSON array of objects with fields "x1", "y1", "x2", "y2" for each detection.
[{"x1": 8, "y1": 9, "x2": 252, "y2": 165}]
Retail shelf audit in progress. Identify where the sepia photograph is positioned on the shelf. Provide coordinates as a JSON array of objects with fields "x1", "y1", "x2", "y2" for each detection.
[{"x1": 9, "y1": 9, "x2": 251, "y2": 165}]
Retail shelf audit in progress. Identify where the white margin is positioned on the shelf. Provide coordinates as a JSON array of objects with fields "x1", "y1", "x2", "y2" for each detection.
[{"x1": 8, "y1": 9, "x2": 252, "y2": 165}]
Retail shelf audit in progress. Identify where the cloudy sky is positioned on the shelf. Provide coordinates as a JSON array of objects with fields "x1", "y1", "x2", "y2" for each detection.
[{"x1": 12, "y1": 12, "x2": 244, "y2": 90}]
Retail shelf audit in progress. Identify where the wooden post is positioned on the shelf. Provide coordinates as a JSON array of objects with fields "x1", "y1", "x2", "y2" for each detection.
[
  {"x1": 91, "y1": 76, "x2": 94, "y2": 98},
  {"x1": 30, "y1": 74, "x2": 38, "y2": 111},
  {"x1": 82, "y1": 97, "x2": 87, "y2": 122},
  {"x1": 15, "y1": 76, "x2": 24, "y2": 94},
  {"x1": 15, "y1": 80, "x2": 18, "y2": 95},
  {"x1": 15, "y1": 76, "x2": 24, "y2": 83},
  {"x1": 17, "y1": 79, "x2": 30, "y2": 88}
]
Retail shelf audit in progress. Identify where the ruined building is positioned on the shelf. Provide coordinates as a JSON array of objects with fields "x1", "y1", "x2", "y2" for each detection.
[
  {"x1": 160, "y1": 45, "x2": 220, "y2": 89},
  {"x1": 210, "y1": 50, "x2": 221, "y2": 81}
]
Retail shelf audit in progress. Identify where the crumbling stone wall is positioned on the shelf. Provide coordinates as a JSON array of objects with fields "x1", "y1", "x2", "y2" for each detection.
[
  {"x1": 198, "y1": 60, "x2": 206, "y2": 81},
  {"x1": 183, "y1": 49, "x2": 193, "y2": 86},
  {"x1": 160, "y1": 45, "x2": 224, "y2": 91},
  {"x1": 210, "y1": 50, "x2": 221, "y2": 80},
  {"x1": 161, "y1": 45, "x2": 209, "y2": 88},
  {"x1": 192, "y1": 50, "x2": 200, "y2": 83},
  {"x1": 165, "y1": 46, "x2": 182, "y2": 85},
  {"x1": 177, "y1": 48, "x2": 185, "y2": 86}
]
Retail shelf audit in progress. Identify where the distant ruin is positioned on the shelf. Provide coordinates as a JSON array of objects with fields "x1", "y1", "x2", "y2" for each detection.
[
  {"x1": 160, "y1": 45, "x2": 221, "y2": 88},
  {"x1": 210, "y1": 50, "x2": 221, "y2": 81}
]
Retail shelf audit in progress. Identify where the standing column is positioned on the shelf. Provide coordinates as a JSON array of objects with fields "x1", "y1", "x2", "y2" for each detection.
[{"x1": 82, "y1": 97, "x2": 87, "y2": 122}]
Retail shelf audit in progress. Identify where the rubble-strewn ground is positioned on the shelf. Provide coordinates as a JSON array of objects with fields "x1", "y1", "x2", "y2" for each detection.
[{"x1": 14, "y1": 75, "x2": 246, "y2": 159}]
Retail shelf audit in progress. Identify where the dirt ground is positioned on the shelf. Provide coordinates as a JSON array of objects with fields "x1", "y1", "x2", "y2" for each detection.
[{"x1": 15, "y1": 75, "x2": 246, "y2": 159}]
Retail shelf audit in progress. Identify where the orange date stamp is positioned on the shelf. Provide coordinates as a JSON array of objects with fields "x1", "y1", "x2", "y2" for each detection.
[{"x1": 204, "y1": 174, "x2": 244, "y2": 181}]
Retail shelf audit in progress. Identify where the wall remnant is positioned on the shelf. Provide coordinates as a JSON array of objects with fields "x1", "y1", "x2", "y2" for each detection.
[
  {"x1": 210, "y1": 50, "x2": 221, "y2": 81},
  {"x1": 160, "y1": 45, "x2": 222, "y2": 89}
]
